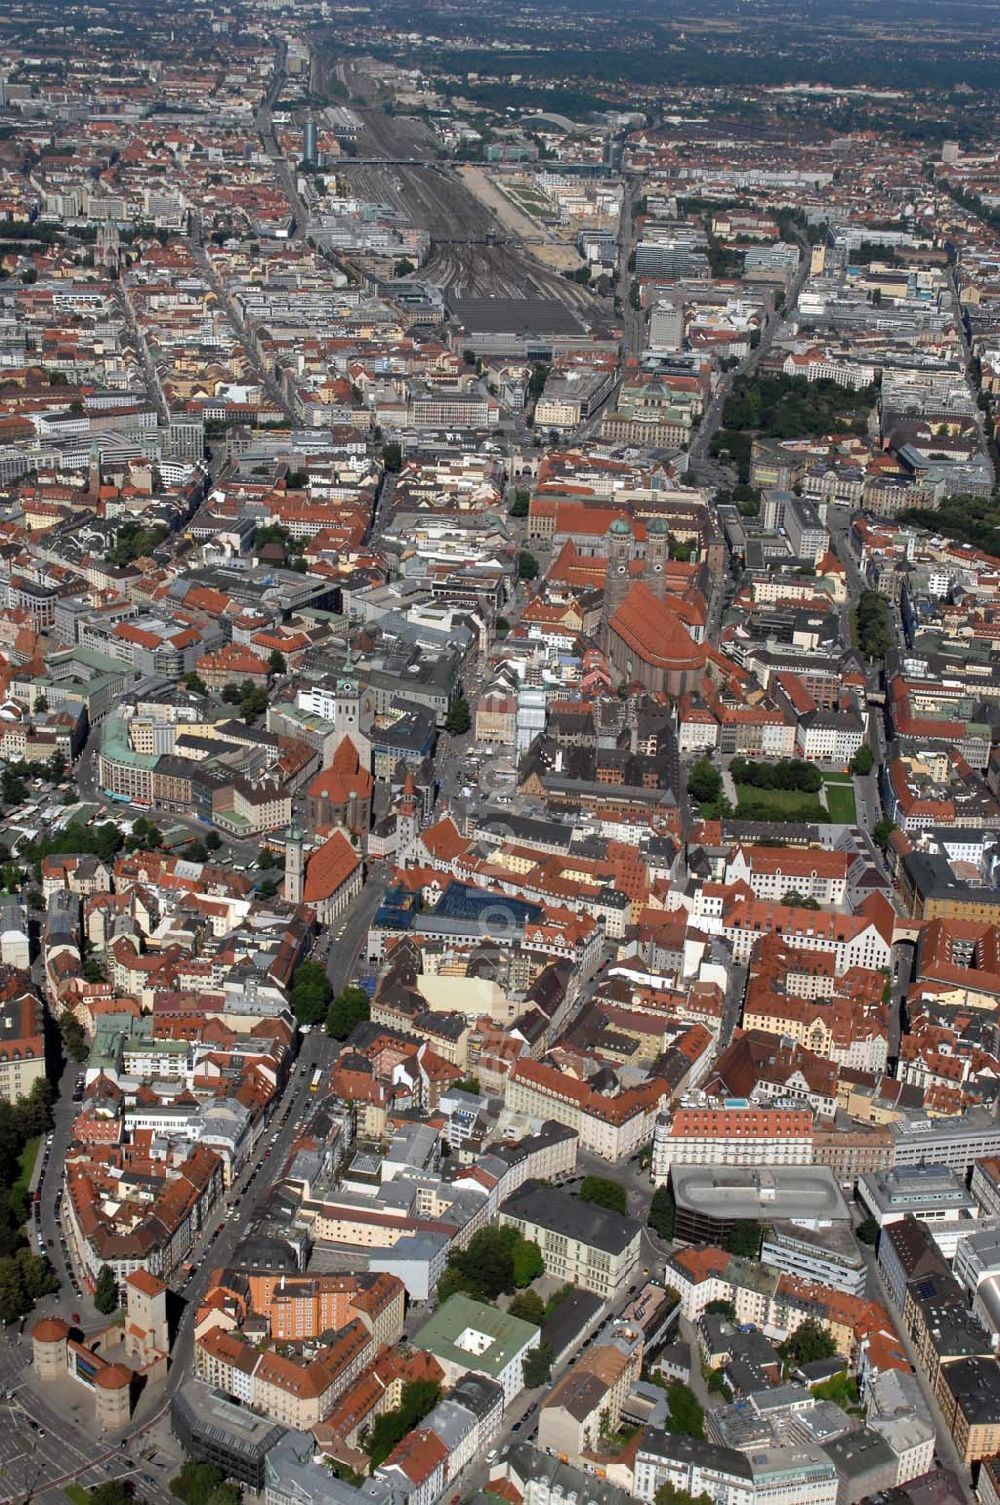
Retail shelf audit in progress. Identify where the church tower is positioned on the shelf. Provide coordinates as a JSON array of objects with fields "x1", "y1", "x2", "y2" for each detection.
[
  {"x1": 284, "y1": 823, "x2": 304, "y2": 905},
  {"x1": 646, "y1": 516, "x2": 670, "y2": 599},
  {"x1": 602, "y1": 518, "x2": 634, "y2": 628},
  {"x1": 87, "y1": 438, "x2": 102, "y2": 501},
  {"x1": 96, "y1": 220, "x2": 120, "y2": 275},
  {"x1": 396, "y1": 773, "x2": 419, "y2": 864}
]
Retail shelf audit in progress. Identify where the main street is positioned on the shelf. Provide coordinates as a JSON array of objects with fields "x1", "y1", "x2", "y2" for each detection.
[
  {"x1": 617, "y1": 177, "x2": 645, "y2": 357},
  {"x1": 256, "y1": 40, "x2": 313, "y2": 242},
  {"x1": 825, "y1": 503, "x2": 895, "y2": 866}
]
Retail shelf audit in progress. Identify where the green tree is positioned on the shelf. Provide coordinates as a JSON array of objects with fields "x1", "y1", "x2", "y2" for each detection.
[
  {"x1": 253, "y1": 523, "x2": 292, "y2": 552},
  {"x1": 182, "y1": 673, "x2": 207, "y2": 695},
  {"x1": 94, "y1": 1263, "x2": 119, "y2": 1315},
  {"x1": 239, "y1": 684, "x2": 269, "y2": 723},
  {"x1": 60, "y1": 1011, "x2": 88, "y2": 1062},
  {"x1": 170, "y1": 1461, "x2": 239, "y2": 1505},
  {"x1": 854, "y1": 591, "x2": 892, "y2": 661},
  {"x1": 529, "y1": 364, "x2": 549, "y2": 398},
  {"x1": 292, "y1": 961, "x2": 333, "y2": 1026},
  {"x1": 781, "y1": 1315, "x2": 837, "y2": 1367},
  {"x1": 508, "y1": 1289, "x2": 546, "y2": 1325},
  {"x1": 873, "y1": 817, "x2": 896, "y2": 851},
  {"x1": 723, "y1": 1221, "x2": 762, "y2": 1259},
  {"x1": 517, "y1": 549, "x2": 540, "y2": 581},
  {"x1": 1, "y1": 768, "x2": 27, "y2": 805},
  {"x1": 393, "y1": 259, "x2": 416, "y2": 278},
  {"x1": 733, "y1": 483, "x2": 762, "y2": 516},
  {"x1": 666, "y1": 1381, "x2": 705, "y2": 1439},
  {"x1": 89, "y1": 1486, "x2": 136, "y2": 1505},
  {"x1": 508, "y1": 489, "x2": 530, "y2": 518},
  {"x1": 364, "y1": 1379, "x2": 440, "y2": 1468},
  {"x1": 687, "y1": 757, "x2": 722, "y2": 806},
  {"x1": 704, "y1": 1299, "x2": 736, "y2": 1319},
  {"x1": 259, "y1": 877, "x2": 278, "y2": 898},
  {"x1": 19, "y1": 818, "x2": 123, "y2": 871},
  {"x1": 523, "y1": 1341, "x2": 553, "y2": 1387},
  {"x1": 205, "y1": 831, "x2": 222, "y2": 851},
  {"x1": 126, "y1": 817, "x2": 163, "y2": 854},
  {"x1": 325, "y1": 984, "x2": 370, "y2": 1040},
  {"x1": 445, "y1": 696, "x2": 471, "y2": 736},
  {"x1": 221, "y1": 683, "x2": 242, "y2": 705},
  {"x1": 382, "y1": 442, "x2": 403, "y2": 473},
  {"x1": 654, "y1": 1484, "x2": 712, "y2": 1505},
  {"x1": 0, "y1": 1258, "x2": 26, "y2": 1324},
  {"x1": 186, "y1": 840, "x2": 208, "y2": 863},
  {"x1": 511, "y1": 1239, "x2": 544, "y2": 1288},
  {"x1": 107, "y1": 520, "x2": 169, "y2": 566},
  {"x1": 649, "y1": 1186, "x2": 675, "y2": 1240},
  {"x1": 15, "y1": 1249, "x2": 57, "y2": 1304},
  {"x1": 578, "y1": 1176, "x2": 627, "y2": 1215},
  {"x1": 439, "y1": 1224, "x2": 540, "y2": 1301},
  {"x1": 259, "y1": 847, "x2": 279, "y2": 868},
  {"x1": 544, "y1": 1283, "x2": 576, "y2": 1317},
  {"x1": 856, "y1": 1216, "x2": 879, "y2": 1247},
  {"x1": 435, "y1": 1264, "x2": 476, "y2": 1303},
  {"x1": 850, "y1": 743, "x2": 875, "y2": 775},
  {"x1": 268, "y1": 649, "x2": 287, "y2": 676},
  {"x1": 780, "y1": 890, "x2": 819, "y2": 910}
]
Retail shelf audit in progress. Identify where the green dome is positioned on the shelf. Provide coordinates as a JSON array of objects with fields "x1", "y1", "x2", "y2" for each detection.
[
  {"x1": 646, "y1": 517, "x2": 669, "y2": 534},
  {"x1": 609, "y1": 518, "x2": 632, "y2": 536}
]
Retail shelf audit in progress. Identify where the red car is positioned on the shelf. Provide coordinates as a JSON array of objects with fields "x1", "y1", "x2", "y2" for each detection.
[{"x1": 71, "y1": 1312, "x2": 80, "y2": 1324}]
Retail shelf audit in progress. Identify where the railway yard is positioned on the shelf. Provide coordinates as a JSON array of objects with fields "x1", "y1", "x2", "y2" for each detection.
[{"x1": 330, "y1": 159, "x2": 606, "y2": 310}]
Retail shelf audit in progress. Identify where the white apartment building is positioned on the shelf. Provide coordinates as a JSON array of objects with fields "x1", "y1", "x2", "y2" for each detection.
[
  {"x1": 796, "y1": 709, "x2": 865, "y2": 765},
  {"x1": 724, "y1": 845, "x2": 848, "y2": 906},
  {"x1": 722, "y1": 900, "x2": 891, "y2": 972},
  {"x1": 652, "y1": 1107, "x2": 814, "y2": 1184},
  {"x1": 865, "y1": 1370, "x2": 936, "y2": 1487},
  {"x1": 634, "y1": 1431, "x2": 838, "y2": 1505}
]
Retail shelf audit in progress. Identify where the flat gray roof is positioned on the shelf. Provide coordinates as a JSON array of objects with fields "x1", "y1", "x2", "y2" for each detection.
[{"x1": 671, "y1": 1165, "x2": 850, "y2": 1223}]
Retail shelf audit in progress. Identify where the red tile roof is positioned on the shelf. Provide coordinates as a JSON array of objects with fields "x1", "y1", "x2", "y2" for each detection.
[{"x1": 609, "y1": 583, "x2": 705, "y2": 672}]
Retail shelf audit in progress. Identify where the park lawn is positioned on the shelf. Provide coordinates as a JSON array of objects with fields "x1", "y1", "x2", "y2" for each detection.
[
  {"x1": 65, "y1": 1488, "x2": 89, "y2": 1505},
  {"x1": 735, "y1": 785, "x2": 826, "y2": 822},
  {"x1": 14, "y1": 1135, "x2": 40, "y2": 1202},
  {"x1": 823, "y1": 778, "x2": 858, "y2": 824},
  {"x1": 811, "y1": 1370, "x2": 858, "y2": 1409}
]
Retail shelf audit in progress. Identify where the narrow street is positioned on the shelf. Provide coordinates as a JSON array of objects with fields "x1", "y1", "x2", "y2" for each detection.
[
  {"x1": 186, "y1": 232, "x2": 295, "y2": 422},
  {"x1": 861, "y1": 1244, "x2": 975, "y2": 1505}
]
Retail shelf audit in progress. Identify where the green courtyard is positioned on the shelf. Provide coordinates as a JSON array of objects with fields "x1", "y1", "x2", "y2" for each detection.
[{"x1": 823, "y1": 775, "x2": 858, "y2": 824}]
